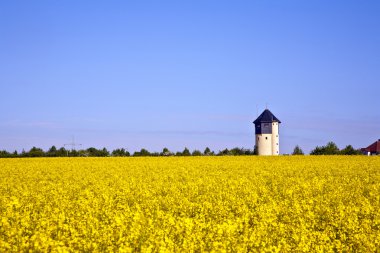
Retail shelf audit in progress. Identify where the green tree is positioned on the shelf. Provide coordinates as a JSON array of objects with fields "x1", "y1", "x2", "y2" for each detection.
[
  {"x1": 112, "y1": 148, "x2": 128, "y2": 157},
  {"x1": 218, "y1": 148, "x2": 230, "y2": 156},
  {"x1": 230, "y1": 147, "x2": 250, "y2": 156},
  {"x1": 57, "y1": 147, "x2": 68, "y2": 157},
  {"x1": 310, "y1": 142, "x2": 340, "y2": 155},
  {"x1": 86, "y1": 147, "x2": 109, "y2": 157},
  {"x1": 161, "y1": 147, "x2": 172, "y2": 156},
  {"x1": 28, "y1": 147, "x2": 45, "y2": 157},
  {"x1": 310, "y1": 146, "x2": 323, "y2": 155},
  {"x1": 324, "y1": 142, "x2": 340, "y2": 155},
  {"x1": 182, "y1": 148, "x2": 191, "y2": 156},
  {"x1": 203, "y1": 147, "x2": 213, "y2": 156},
  {"x1": 340, "y1": 145, "x2": 361, "y2": 155},
  {"x1": 0, "y1": 150, "x2": 11, "y2": 158},
  {"x1": 21, "y1": 149, "x2": 27, "y2": 157},
  {"x1": 86, "y1": 147, "x2": 99, "y2": 157},
  {"x1": 69, "y1": 149, "x2": 80, "y2": 157},
  {"x1": 100, "y1": 148, "x2": 110, "y2": 157},
  {"x1": 133, "y1": 148, "x2": 150, "y2": 157},
  {"x1": 292, "y1": 145, "x2": 304, "y2": 155},
  {"x1": 253, "y1": 145, "x2": 258, "y2": 155},
  {"x1": 244, "y1": 149, "x2": 254, "y2": 155},
  {"x1": 47, "y1": 146, "x2": 58, "y2": 157},
  {"x1": 192, "y1": 150, "x2": 202, "y2": 156},
  {"x1": 78, "y1": 149, "x2": 88, "y2": 157}
]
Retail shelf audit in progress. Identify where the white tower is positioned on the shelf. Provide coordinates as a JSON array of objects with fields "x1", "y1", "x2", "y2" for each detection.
[{"x1": 253, "y1": 109, "x2": 281, "y2": 155}]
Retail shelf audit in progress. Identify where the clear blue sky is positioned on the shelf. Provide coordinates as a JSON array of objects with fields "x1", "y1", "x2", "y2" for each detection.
[{"x1": 1, "y1": 0, "x2": 379, "y2": 154}]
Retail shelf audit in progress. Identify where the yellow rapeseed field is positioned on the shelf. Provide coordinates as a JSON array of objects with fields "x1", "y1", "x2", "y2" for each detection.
[{"x1": 0, "y1": 156, "x2": 379, "y2": 252}]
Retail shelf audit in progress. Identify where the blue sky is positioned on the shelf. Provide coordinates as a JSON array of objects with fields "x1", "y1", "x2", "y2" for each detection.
[{"x1": 1, "y1": 0, "x2": 379, "y2": 154}]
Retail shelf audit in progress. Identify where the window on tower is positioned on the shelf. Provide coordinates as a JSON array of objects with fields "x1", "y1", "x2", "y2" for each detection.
[{"x1": 265, "y1": 137, "x2": 268, "y2": 140}]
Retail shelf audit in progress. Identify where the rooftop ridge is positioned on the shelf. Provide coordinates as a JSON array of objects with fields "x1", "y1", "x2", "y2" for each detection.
[{"x1": 253, "y1": 109, "x2": 281, "y2": 124}]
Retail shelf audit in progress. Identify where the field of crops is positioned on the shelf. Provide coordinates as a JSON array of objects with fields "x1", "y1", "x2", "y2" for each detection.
[{"x1": 0, "y1": 156, "x2": 379, "y2": 252}]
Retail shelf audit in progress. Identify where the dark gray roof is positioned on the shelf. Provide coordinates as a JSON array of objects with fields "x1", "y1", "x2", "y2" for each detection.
[{"x1": 253, "y1": 109, "x2": 281, "y2": 124}]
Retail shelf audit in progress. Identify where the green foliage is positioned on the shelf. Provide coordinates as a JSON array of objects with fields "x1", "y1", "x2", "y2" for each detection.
[
  {"x1": 230, "y1": 148, "x2": 244, "y2": 156},
  {"x1": 203, "y1": 147, "x2": 214, "y2": 156},
  {"x1": 160, "y1": 148, "x2": 172, "y2": 156},
  {"x1": 133, "y1": 148, "x2": 150, "y2": 157},
  {"x1": 57, "y1": 147, "x2": 68, "y2": 157},
  {"x1": 47, "y1": 146, "x2": 58, "y2": 157},
  {"x1": 181, "y1": 148, "x2": 191, "y2": 156},
  {"x1": 86, "y1": 147, "x2": 109, "y2": 157},
  {"x1": 218, "y1": 148, "x2": 230, "y2": 156},
  {"x1": 292, "y1": 145, "x2": 304, "y2": 155},
  {"x1": 192, "y1": 150, "x2": 202, "y2": 156},
  {"x1": 253, "y1": 145, "x2": 258, "y2": 155},
  {"x1": 340, "y1": 145, "x2": 361, "y2": 155},
  {"x1": 310, "y1": 142, "x2": 339, "y2": 155},
  {"x1": 0, "y1": 142, "x2": 364, "y2": 158},
  {"x1": 28, "y1": 147, "x2": 45, "y2": 157},
  {"x1": 112, "y1": 148, "x2": 130, "y2": 157},
  {"x1": 0, "y1": 150, "x2": 11, "y2": 158},
  {"x1": 310, "y1": 142, "x2": 362, "y2": 155},
  {"x1": 324, "y1": 142, "x2": 340, "y2": 155},
  {"x1": 217, "y1": 147, "x2": 254, "y2": 156}
]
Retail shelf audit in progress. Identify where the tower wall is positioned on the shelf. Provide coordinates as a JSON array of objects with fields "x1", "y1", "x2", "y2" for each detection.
[
  {"x1": 271, "y1": 122, "x2": 279, "y2": 155},
  {"x1": 253, "y1": 109, "x2": 281, "y2": 156},
  {"x1": 256, "y1": 134, "x2": 272, "y2": 155}
]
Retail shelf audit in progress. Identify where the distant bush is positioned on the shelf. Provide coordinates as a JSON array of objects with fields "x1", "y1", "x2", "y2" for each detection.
[
  {"x1": 292, "y1": 145, "x2": 304, "y2": 155},
  {"x1": 310, "y1": 142, "x2": 362, "y2": 155}
]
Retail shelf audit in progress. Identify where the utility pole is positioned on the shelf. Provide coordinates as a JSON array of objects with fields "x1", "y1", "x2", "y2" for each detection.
[{"x1": 64, "y1": 136, "x2": 82, "y2": 157}]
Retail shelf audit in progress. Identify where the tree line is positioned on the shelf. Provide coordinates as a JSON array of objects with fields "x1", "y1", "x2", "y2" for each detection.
[
  {"x1": 0, "y1": 146, "x2": 256, "y2": 158},
  {"x1": 292, "y1": 142, "x2": 362, "y2": 155},
  {"x1": 0, "y1": 141, "x2": 363, "y2": 158}
]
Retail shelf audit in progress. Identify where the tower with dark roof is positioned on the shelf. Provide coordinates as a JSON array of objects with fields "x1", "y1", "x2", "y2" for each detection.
[{"x1": 253, "y1": 109, "x2": 281, "y2": 155}]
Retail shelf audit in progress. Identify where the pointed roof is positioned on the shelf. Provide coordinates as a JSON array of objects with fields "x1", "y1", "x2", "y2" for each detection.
[
  {"x1": 253, "y1": 109, "x2": 281, "y2": 124},
  {"x1": 362, "y1": 139, "x2": 380, "y2": 152}
]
